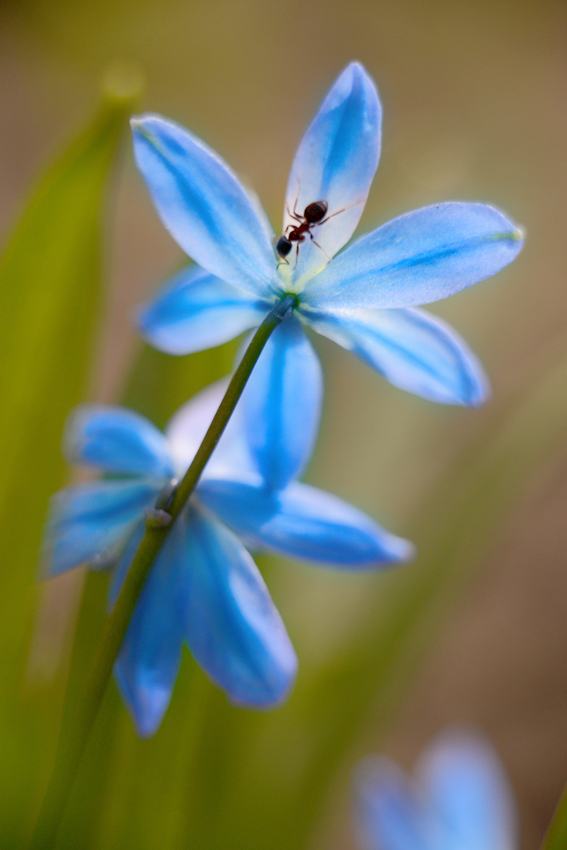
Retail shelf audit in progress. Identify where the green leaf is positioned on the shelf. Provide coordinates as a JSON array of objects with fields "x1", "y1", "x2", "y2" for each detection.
[
  {"x1": 0, "y1": 71, "x2": 140, "y2": 845},
  {"x1": 542, "y1": 782, "x2": 567, "y2": 850},
  {"x1": 43, "y1": 340, "x2": 238, "y2": 850}
]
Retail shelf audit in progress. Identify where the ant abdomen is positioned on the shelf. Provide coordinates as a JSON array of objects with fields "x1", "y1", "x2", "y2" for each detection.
[{"x1": 303, "y1": 201, "x2": 328, "y2": 224}]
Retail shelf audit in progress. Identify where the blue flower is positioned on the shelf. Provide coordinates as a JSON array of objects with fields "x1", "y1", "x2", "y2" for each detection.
[
  {"x1": 44, "y1": 380, "x2": 413, "y2": 737},
  {"x1": 354, "y1": 729, "x2": 516, "y2": 850},
  {"x1": 131, "y1": 62, "x2": 523, "y2": 486}
]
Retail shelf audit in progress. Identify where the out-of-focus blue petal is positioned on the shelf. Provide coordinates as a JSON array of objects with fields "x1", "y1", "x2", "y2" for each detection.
[
  {"x1": 354, "y1": 756, "x2": 436, "y2": 850},
  {"x1": 303, "y1": 305, "x2": 489, "y2": 406},
  {"x1": 131, "y1": 114, "x2": 278, "y2": 298},
  {"x1": 240, "y1": 316, "x2": 323, "y2": 490},
  {"x1": 64, "y1": 406, "x2": 174, "y2": 478},
  {"x1": 198, "y1": 478, "x2": 414, "y2": 567},
  {"x1": 166, "y1": 378, "x2": 255, "y2": 480},
  {"x1": 138, "y1": 265, "x2": 272, "y2": 355},
  {"x1": 302, "y1": 203, "x2": 523, "y2": 310},
  {"x1": 45, "y1": 480, "x2": 160, "y2": 576},
  {"x1": 282, "y1": 62, "x2": 381, "y2": 288},
  {"x1": 180, "y1": 504, "x2": 297, "y2": 707},
  {"x1": 417, "y1": 730, "x2": 516, "y2": 850},
  {"x1": 108, "y1": 520, "x2": 145, "y2": 607},
  {"x1": 114, "y1": 522, "x2": 186, "y2": 738}
]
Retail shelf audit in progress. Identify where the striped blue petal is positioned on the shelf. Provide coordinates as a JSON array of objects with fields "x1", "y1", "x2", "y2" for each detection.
[
  {"x1": 240, "y1": 315, "x2": 323, "y2": 490},
  {"x1": 302, "y1": 203, "x2": 523, "y2": 310},
  {"x1": 65, "y1": 406, "x2": 174, "y2": 478},
  {"x1": 303, "y1": 305, "x2": 489, "y2": 406},
  {"x1": 282, "y1": 62, "x2": 381, "y2": 288},
  {"x1": 131, "y1": 114, "x2": 278, "y2": 298},
  {"x1": 354, "y1": 757, "x2": 436, "y2": 850},
  {"x1": 114, "y1": 522, "x2": 186, "y2": 737},
  {"x1": 417, "y1": 730, "x2": 516, "y2": 850},
  {"x1": 198, "y1": 478, "x2": 414, "y2": 567},
  {"x1": 108, "y1": 520, "x2": 145, "y2": 607},
  {"x1": 166, "y1": 378, "x2": 255, "y2": 479},
  {"x1": 44, "y1": 480, "x2": 160, "y2": 576},
  {"x1": 138, "y1": 265, "x2": 272, "y2": 355},
  {"x1": 181, "y1": 504, "x2": 297, "y2": 707}
]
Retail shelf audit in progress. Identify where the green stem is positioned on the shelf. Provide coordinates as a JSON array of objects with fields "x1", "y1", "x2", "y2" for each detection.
[{"x1": 30, "y1": 293, "x2": 296, "y2": 850}]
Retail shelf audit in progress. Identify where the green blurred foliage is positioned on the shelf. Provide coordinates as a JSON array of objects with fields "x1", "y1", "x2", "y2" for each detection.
[
  {"x1": 0, "y1": 74, "x2": 139, "y2": 846},
  {"x1": 543, "y1": 779, "x2": 567, "y2": 850},
  {"x1": 0, "y1": 1, "x2": 566, "y2": 849}
]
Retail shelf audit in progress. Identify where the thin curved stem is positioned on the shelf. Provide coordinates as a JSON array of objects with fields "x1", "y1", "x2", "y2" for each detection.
[{"x1": 29, "y1": 293, "x2": 296, "y2": 850}]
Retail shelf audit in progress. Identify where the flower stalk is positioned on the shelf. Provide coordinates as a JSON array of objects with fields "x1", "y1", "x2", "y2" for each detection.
[{"x1": 30, "y1": 293, "x2": 296, "y2": 850}]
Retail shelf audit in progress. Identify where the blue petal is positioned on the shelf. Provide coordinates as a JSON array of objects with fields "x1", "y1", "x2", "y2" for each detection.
[
  {"x1": 302, "y1": 203, "x2": 523, "y2": 310},
  {"x1": 354, "y1": 757, "x2": 436, "y2": 850},
  {"x1": 198, "y1": 478, "x2": 414, "y2": 567},
  {"x1": 114, "y1": 522, "x2": 186, "y2": 737},
  {"x1": 65, "y1": 406, "x2": 174, "y2": 478},
  {"x1": 303, "y1": 305, "x2": 489, "y2": 406},
  {"x1": 240, "y1": 315, "x2": 323, "y2": 490},
  {"x1": 282, "y1": 62, "x2": 381, "y2": 288},
  {"x1": 417, "y1": 730, "x2": 516, "y2": 850},
  {"x1": 181, "y1": 504, "x2": 297, "y2": 707},
  {"x1": 131, "y1": 114, "x2": 278, "y2": 298},
  {"x1": 44, "y1": 480, "x2": 160, "y2": 576},
  {"x1": 165, "y1": 378, "x2": 256, "y2": 479},
  {"x1": 138, "y1": 264, "x2": 272, "y2": 355},
  {"x1": 108, "y1": 520, "x2": 145, "y2": 607}
]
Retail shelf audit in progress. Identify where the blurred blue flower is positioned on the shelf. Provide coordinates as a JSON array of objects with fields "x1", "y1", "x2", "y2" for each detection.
[
  {"x1": 44, "y1": 380, "x2": 413, "y2": 737},
  {"x1": 354, "y1": 729, "x2": 516, "y2": 850},
  {"x1": 131, "y1": 61, "x2": 523, "y2": 485}
]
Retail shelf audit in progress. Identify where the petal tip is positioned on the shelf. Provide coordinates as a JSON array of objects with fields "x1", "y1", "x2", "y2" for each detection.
[
  {"x1": 228, "y1": 657, "x2": 298, "y2": 711},
  {"x1": 376, "y1": 532, "x2": 417, "y2": 566},
  {"x1": 467, "y1": 379, "x2": 491, "y2": 409},
  {"x1": 133, "y1": 301, "x2": 160, "y2": 344},
  {"x1": 459, "y1": 358, "x2": 491, "y2": 408},
  {"x1": 398, "y1": 538, "x2": 417, "y2": 563},
  {"x1": 130, "y1": 115, "x2": 153, "y2": 137},
  {"x1": 349, "y1": 60, "x2": 370, "y2": 80},
  {"x1": 341, "y1": 59, "x2": 370, "y2": 82},
  {"x1": 130, "y1": 113, "x2": 172, "y2": 149},
  {"x1": 133, "y1": 716, "x2": 159, "y2": 739},
  {"x1": 500, "y1": 224, "x2": 524, "y2": 248}
]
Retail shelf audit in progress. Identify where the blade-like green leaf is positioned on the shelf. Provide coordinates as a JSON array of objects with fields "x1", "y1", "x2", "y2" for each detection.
[
  {"x1": 50, "y1": 339, "x2": 238, "y2": 850},
  {"x1": 0, "y1": 72, "x2": 140, "y2": 846},
  {"x1": 542, "y1": 781, "x2": 567, "y2": 850}
]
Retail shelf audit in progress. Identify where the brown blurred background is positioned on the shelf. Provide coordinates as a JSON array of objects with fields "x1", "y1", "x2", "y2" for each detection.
[{"x1": 1, "y1": 0, "x2": 567, "y2": 847}]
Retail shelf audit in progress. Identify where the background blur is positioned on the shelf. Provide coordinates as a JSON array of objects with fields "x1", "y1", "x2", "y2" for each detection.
[{"x1": 1, "y1": 0, "x2": 567, "y2": 848}]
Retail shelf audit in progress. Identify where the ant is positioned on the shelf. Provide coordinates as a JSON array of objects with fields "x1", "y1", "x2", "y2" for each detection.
[{"x1": 275, "y1": 195, "x2": 359, "y2": 267}]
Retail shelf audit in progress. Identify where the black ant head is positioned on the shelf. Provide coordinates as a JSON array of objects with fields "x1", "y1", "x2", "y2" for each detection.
[
  {"x1": 304, "y1": 201, "x2": 328, "y2": 224},
  {"x1": 276, "y1": 235, "x2": 293, "y2": 257}
]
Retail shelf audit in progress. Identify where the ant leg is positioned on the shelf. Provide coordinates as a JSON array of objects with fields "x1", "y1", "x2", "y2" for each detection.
[
  {"x1": 317, "y1": 199, "x2": 365, "y2": 227},
  {"x1": 291, "y1": 177, "x2": 302, "y2": 220},
  {"x1": 293, "y1": 242, "x2": 300, "y2": 269},
  {"x1": 309, "y1": 232, "x2": 332, "y2": 261},
  {"x1": 285, "y1": 201, "x2": 302, "y2": 225}
]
